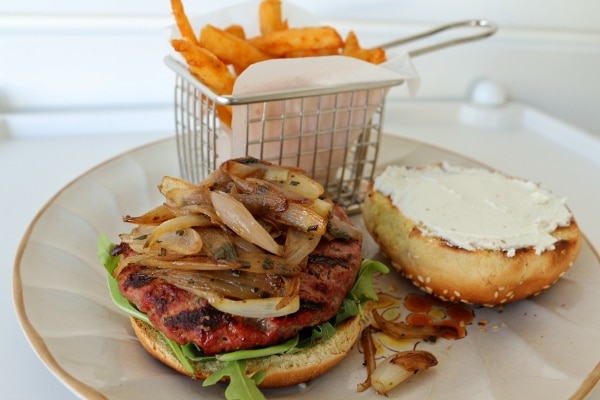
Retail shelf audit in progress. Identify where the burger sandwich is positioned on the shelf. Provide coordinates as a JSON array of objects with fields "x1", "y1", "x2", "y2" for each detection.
[{"x1": 98, "y1": 157, "x2": 387, "y2": 399}]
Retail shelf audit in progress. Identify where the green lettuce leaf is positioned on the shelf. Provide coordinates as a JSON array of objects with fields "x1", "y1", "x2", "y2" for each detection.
[
  {"x1": 347, "y1": 259, "x2": 390, "y2": 315},
  {"x1": 203, "y1": 360, "x2": 266, "y2": 400}
]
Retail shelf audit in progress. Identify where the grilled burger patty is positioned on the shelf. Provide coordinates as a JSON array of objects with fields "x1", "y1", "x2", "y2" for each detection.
[{"x1": 115, "y1": 204, "x2": 362, "y2": 355}]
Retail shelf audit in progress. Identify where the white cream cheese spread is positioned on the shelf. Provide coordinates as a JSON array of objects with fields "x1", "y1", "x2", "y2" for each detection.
[{"x1": 373, "y1": 162, "x2": 573, "y2": 256}]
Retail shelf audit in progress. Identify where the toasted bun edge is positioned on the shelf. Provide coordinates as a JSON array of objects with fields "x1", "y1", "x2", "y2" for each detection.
[{"x1": 130, "y1": 314, "x2": 363, "y2": 389}]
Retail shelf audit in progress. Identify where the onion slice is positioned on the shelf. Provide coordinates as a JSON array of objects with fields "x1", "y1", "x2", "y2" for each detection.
[
  {"x1": 145, "y1": 215, "x2": 207, "y2": 250},
  {"x1": 275, "y1": 171, "x2": 324, "y2": 199},
  {"x1": 373, "y1": 309, "x2": 461, "y2": 341},
  {"x1": 123, "y1": 204, "x2": 175, "y2": 225},
  {"x1": 211, "y1": 191, "x2": 283, "y2": 256},
  {"x1": 163, "y1": 186, "x2": 212, "y2": 209},
  {"x1": 277, "y1": 202, "x2": 327, "y2": 235},
  {"x1": 210, "y1": 295, "x2": 300, "y2": 318},
  {"x1": 144, "y1": 268, "x2": 292, "y2": 300},
  {"x1": 370, "y1": 350, "x2": 438, "y2": 395},
  {"x1": 158, "y1": 175, "x2": 198, "y2": 196},
  {"x1": 357, "y1": 326, "x2": 377, "y2": 392},
  {"x1": 119, "y1": 254, "x2": 236, "y2": 271},
  {"x1": 237, "y1": 252, "x2": 301, "y2": 276},
  {"x1": 284, "y1": 228, "x2": 321, "y2": 267},
  {"x1": 140, "y1": 268, "x2": 300, "y2": 317}
]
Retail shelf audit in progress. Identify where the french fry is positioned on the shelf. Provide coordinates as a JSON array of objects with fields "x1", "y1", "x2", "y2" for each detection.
[
  {"x1": 259, "y1": 0, "x2": 284, "y2": 35},
  {"x1": 224, "y1": 24, "x2": 246, "y2": 40},
  {"x1": 285, "y1": 48, "x2": 340, "y2": 58},
  {"x1": 170, "y1": 0, "x2": 199, "y2": 45},
  {"x1": 342, "y1": 30, "x2": 387, "y2": 64},
  {"x1": 249, "y1": 26, "x2": 344, "y2": 58},
  {"x1": 217, "y1": 105, "x2": 233, "y2": 127},
  {"x1": 171, "y1": 39, "x2": 236, "y2": 95},
  {"x1": 200, "y1": 24, "x2": 272, "y2": 73},
  {"x1": 343, "y1": 31, "x2": 361, "y2": 54},
  {"x1": 223, "y1": 24, "x2": 250, "y2": 75}
]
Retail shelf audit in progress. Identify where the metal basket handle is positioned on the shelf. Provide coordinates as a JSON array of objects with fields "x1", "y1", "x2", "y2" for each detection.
[{"x1": 377, "y1": 19, "x2": 497, "y2": 57}]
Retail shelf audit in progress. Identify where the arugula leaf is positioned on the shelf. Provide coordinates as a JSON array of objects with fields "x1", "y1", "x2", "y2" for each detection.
[
  {"x1": 182, "y1": 342, "x2": 217, "y2": 362},
  {"x1": 217, "y1": 335, "x2": 299, "y2": 362},
  {"x1": 334, "y1": 298, "x2": 359, "y2": 325},
  {"x1": 98, "y1": 233, "x2": 119, "y2": 275},
  {"x1": 348, "y1": 259, "x2": 390, "y2": 308},
  {"x1": 203, "y1": 360, "x2": 267, "y2": 400}
]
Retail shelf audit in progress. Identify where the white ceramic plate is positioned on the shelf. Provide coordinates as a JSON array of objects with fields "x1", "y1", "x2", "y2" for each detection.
[{"x1": 13, "y1": 136, "x2": 600, "y2": 399}]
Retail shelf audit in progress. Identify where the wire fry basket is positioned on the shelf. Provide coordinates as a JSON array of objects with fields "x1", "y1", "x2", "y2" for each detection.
[{"x1": 165, "y1": 19, "x2": 497, "y2": 213}]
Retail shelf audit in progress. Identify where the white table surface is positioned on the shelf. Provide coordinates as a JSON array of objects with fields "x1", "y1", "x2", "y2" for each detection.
[{"x1": 4, "y1": 100, "x2": 599, "y2": 399}]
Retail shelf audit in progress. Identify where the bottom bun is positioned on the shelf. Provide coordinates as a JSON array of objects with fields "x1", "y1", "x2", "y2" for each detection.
[
  {"x1": 363, "y1": 189, "x2": 582, "y2": 307},
  {"x1": 130, "y1": 315, "x2": 363, "y2": 389}
]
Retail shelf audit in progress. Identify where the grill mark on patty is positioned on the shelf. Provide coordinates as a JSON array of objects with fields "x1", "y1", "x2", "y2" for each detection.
[
  {"x1": 123, "y1": 272, "x2": 155, "y2": 289},
  {"x1": 163, "y1": 307, "x2": 231, "y2": 332}
]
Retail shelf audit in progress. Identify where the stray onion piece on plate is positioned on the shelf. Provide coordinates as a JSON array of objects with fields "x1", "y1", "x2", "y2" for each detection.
[
  {"x1": 372, "y1": 309, "x2": 465, "y2": 341},
  {"x1": 357, "y1": 326, "x2": 377, "y2": 392},
  {"x1": 370, "y1": 350, "x2": 438, "y2": 395},
  {"x1": 358, "y1": 320, "x2": 440, "y2": 395}
]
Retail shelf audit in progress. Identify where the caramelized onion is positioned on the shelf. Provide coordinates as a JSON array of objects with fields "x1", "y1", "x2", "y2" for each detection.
[
  {"x1": 211, "y1": 295, "x2": 300, "y2": 318},
  {"x1": 211, "y1": 191, "x2": 283, "y2": 256},
  {"x1": 236, "y1": 252, "x2": 301, "y2": 276},
  {"x1": 246, "y1": 177, "x2": 312, "y2": 204},
  {"x1": 284, "y1": 228, "x2": 321, "y2": 267},
  {"x1": 197, "y1": 227, "x2": 237, "y2": 261},
  {"x1": 221, "y1": 159, "x2": 263, "y2": 179},
  {"x1": 232, "y1": 192, "x2": 288, "y2": 215},
  {"x1": 118, "y1": 158, "x2": 339, "y2": 320},
  {"x1": 370, "y1": 350, "x2": 438, "y2": 394},
  {"x1": 120, "y1": 254, "x2": 235, "y2": 271},
  {"x1": 274, "y1": 170, "x2": 324, "y2": 199},
  {"x1": 145, "y1": 215, "x2": 207, "y2": 250},
  {"x1": 158, "y1": 175, "x2": 198, "y2": 196},
  {"x1": 309, "y1": 198, "x2": 333, "y2": 218},
  {"x1": 357, "y1": 326, "x2": 377, "y2": 392},
  {"x1": 123, "y1": 204, "x2": 175, "y2": 225},
  {"x1": 145, "y1": 269, "x2": 287, "y2": 298},
  {"x1": 119, "y1": 225, "x2": 155, "y2": 253},
  {"x1": 326, "y1": 215, "x2": 363, "y2": 240},
  {"x1": 163, "y1": 186, "x2": 212, "y2": 209},
  {"x1": 277, "y1": 202, "x2": 327, "y2": 235},
  {"x1": 373, "y1": 309, "x2": 461, "y2": 341},
  {"x1": 141, "y1": 268, "x2": 300, "y2": 317}
]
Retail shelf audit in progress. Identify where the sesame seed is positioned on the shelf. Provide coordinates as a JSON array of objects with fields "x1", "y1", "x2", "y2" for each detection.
[
  {"x1": 417, "y1": 275, "x2": 424, "y2": 283},
  {"x1": 453, "y1": 290, "x2": 461, "y2": 298}
]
